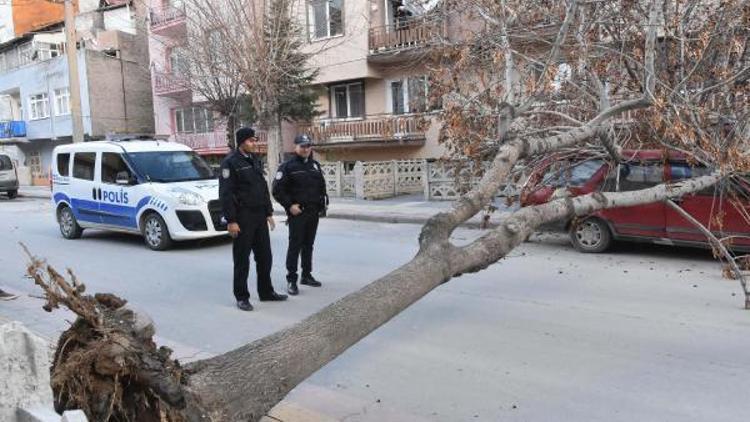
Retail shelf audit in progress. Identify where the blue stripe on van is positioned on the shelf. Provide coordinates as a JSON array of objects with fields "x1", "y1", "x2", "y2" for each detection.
[{"x1": 55, "y1": 193, "x2": 153, "y2": 229}]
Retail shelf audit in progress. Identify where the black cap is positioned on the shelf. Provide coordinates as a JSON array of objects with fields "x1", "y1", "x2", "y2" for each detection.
[
  {"x1": 294, "y1": 134, "x2": 312, "y2": 146},
  {"x1": 235, "y1": 127, "x2": 256, "y2": 145}
]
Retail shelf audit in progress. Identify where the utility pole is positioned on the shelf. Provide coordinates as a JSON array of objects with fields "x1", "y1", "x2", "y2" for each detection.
[{"x1": 63, "y1": 0, "x2": 84, "y2": 142}]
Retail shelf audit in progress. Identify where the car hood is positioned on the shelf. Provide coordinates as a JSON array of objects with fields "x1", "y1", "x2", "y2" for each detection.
[{"x1": 153, "y1": 179, "x2": 220, "y2": 202}]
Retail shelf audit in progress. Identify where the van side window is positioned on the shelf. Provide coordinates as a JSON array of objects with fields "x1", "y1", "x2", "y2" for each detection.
[
  {"x1": 0, "y1": 155, "x2": 12, "y2": 171},
  {"x1": 619, "y1": 163, "x2": 663, "y2": 191},
  {"x1": 72, "y1": 152, "x2": 96, "y2": 181},
  {"x1": 57, "y1": 153, "x2": 70, "y2": 176},
  {"x1": 101, "y1": 153, "x2": 131, "y2": 184}
]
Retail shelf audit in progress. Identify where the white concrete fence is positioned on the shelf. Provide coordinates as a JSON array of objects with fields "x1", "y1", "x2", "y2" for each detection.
[{"x1": 321, "y1": 159, "x2": 520, "y2": 201}]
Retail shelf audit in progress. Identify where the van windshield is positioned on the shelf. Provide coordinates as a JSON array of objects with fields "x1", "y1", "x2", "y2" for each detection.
[
  {"x1": 127, "y1": 151, "x2": 214, "y2": 183},
  {"x1": 0, "y1": 155, "x2": 12, "y2": 171}
]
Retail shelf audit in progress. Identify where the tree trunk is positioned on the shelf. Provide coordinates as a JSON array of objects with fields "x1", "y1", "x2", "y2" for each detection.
[
  {"x1": 264, "y1": 113, "x2": 283, "y2": 191},
  {"x1": 226, "y1": 114, "x2": 237, "y2": 150},
  {"x1": 183, "y1": 250, "x2": 449, "y2": 420},
  {"x1": 179, "y1": 173, "x2": 720, "y2": 421}
]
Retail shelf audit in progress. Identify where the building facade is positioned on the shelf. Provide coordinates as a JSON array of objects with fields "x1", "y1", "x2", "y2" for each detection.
[
  {"x1": 0, "y1": 1, "x2": 154, "y2": 186},
  {"x1": 297, "y1": 0, "x2": 450, "y2": 163}
]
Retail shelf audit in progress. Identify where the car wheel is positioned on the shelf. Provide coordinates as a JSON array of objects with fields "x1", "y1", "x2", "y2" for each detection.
[
  {"x1": 570, "y1": 218, "x2": 612, "y2": 253},
  {"x1": 7, "y1": 190, "x2": 17, "y2": 199},
  {"x1": 142, "y1": 213, "x2": 173, "y2": 251},
  {"x1": 58, "y1": 206, "x2": 83, "y2": 239}
]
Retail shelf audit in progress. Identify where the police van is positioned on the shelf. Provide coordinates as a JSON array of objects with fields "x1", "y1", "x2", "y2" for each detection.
[{"x1": 51, "y1": 139, "x2": 227, "y2": 250}]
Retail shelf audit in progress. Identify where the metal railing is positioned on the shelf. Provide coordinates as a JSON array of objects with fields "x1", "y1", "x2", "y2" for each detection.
[
  {"x1": 153, "y1": 71, "x2": 189, "y2": 95},
  {"x1": 298, "y1": 114, "x2": 427, "y2": 144},
  {"x1": 0, "y1": 121, "x2": 26, "y2": 138},
  {"x1": 369, "y1": 18, "x2": 443, "y2": 53},
  {"x1": 150, "y1": 5, "x2": 186, "y2": 29}
]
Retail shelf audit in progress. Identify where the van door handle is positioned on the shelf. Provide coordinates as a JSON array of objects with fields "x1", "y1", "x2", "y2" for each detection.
[
  {"x1": 98, "y1": 188, "x2": 102, "y2": 200},
  {"x1": 92, "y1": 188, "x2": 97, "y2": 200}
]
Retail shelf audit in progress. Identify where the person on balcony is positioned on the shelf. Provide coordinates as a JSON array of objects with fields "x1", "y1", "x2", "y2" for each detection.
[{"x1": 272, "y1": 134, "x2": 329, "y2": 296}]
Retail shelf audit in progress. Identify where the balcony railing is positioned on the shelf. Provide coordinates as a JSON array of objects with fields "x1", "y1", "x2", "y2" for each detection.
[
  {"x1": 299, "y1": 115, "x2": 427, "y2": 145},
  {"x1": 0, "y1": 121, "x2": 26, "y2": 139},
  {"x1": 174, "y1": 130, "x2": 268, "y2": 154},
  {"x1": 150, "y1": 5, "x2": 186, "y2": 30},
  {"x1": 153, "y1": 71, "x2": 189, "y2": 96},
  {"x1": 369, "y1": 18, "x2": 443, "y2": 54}
]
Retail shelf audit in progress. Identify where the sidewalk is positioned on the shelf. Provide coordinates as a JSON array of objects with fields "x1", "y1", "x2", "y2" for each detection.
[{"x1": 20, "y1": 186, "x2": 516, "y2": 228}]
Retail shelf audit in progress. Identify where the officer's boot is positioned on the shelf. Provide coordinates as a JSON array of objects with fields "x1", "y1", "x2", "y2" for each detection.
[
  {"x1": 287, "y1": 273, "x2": 299, "y2": 296},
  {"x1": 301, "y1": 274, "x2": 322, "y2": 287}
]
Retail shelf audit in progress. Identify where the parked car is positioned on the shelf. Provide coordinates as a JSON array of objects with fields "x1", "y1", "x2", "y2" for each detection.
[
  {"x1": 51, "y1": 140, "x2": 226, "y2": 250},
  {"x1": 520, "y1": 149, "x2": 750, "y2": 252},
  {"x1": 0, "y1": 153, "x2": 19, "y2": 199}
]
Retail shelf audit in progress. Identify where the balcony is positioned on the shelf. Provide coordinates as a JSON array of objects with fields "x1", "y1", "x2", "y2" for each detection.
[
  {"x1": 0, "y1": 121, "x2": 27, "y2": 140},
  {"x1": 150, "y1": 5, "x2": 187, "y2": 38},
  {"x1": 153, "y1": 71, "x2": 190, "y2": 97},
  {"x1": 368, "y1": 18, "x2": 444, "y2": 63},
  {"x1": 299, "y1": 115, "x2": 427, "y2": 149},
  {"x1": 174, "y1": 130, "x2": 268, "y2": 155}
]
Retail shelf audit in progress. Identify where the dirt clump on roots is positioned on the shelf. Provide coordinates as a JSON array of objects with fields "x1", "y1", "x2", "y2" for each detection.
[{"x1": 23, "y1": 246, "x2": 191, "y2": 421}]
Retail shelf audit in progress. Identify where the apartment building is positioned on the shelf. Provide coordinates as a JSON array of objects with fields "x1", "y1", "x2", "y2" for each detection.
[
  {"x1": 296, "y1": 0, "x2": 451, "y2": 163},
  {"x1": 0, "y1": 1, "x2": 154, "y2": 185},
  {"x1": 146, "y1": 0, "x2": 284, "y2": 167}
]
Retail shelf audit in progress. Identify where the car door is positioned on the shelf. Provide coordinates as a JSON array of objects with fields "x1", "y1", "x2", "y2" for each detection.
[
  {"x1": 98, "y1": 152, "x2": 140, "y2": 229},
  {"x1": 69, "y1": 151, "x2": 100, "y2": 224},
  {"x1": 598, "y1": 161, "x2": 667, "y2": 238},
  {"x1": 666, "y1": 162, "x2": 750, "y2": 248}
]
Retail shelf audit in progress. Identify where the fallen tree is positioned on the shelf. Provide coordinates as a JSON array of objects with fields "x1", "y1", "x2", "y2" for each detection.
[{"x1": 27, "y1": 0, "x2": 749, "y2": 420}]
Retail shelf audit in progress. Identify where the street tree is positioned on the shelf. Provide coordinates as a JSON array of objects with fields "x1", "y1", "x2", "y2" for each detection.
[
  {"x1": 183, "y1": 0, "x2": 319, "y2": 185},
  {"x1": 31, "y1": 1, "x2": 749, "y2": 421}
]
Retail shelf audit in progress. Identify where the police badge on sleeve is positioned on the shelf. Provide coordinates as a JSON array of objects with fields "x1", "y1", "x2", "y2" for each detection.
[{"x1": 222, "y1": 168, "x2": 230, "y2": 179}]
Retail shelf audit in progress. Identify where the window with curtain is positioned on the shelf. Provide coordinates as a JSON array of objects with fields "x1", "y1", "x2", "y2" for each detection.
[{"x1": 308, "y1": 0, "x2": 344, "y2": 40}]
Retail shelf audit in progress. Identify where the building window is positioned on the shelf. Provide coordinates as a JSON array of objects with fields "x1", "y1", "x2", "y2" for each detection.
[
  {"x1": 308, "y1": 0, "x2": 344, "y2": 40},
  {"x1": 330, "y1": 82, "x2": 363, "y2": 119},
  {"x1": 174, "y1": 106, "x2": 214, "y2": 134},
  {"x1": 28, "y1": 93, "x2": 50, "y2": 120},
  {"x1": 17, "y1": 43, "x2": 33, "y2": 67},
  {"x1": 72, "y1": 152, "x2": 96, "y2": 181},
  {"x1": 36, "y1": 42, "x2": 64, "y2": 61},
  {"x1": 389, "y1": 76, "x2": 437, "y2": 115},
  {"x1": 169, "y1": 47, "x2": 189, "y2": 76},
  {"x1": 54, "y1": 88, "x2": 71, "y2": 116}
]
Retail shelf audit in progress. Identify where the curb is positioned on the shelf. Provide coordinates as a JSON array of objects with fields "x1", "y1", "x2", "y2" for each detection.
[{"x1": 19, "y1": 195, "x2": 499, "y2": 229}]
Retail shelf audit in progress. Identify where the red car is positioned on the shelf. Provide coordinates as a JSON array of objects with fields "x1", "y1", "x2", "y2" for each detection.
[{"x1": 520, "y1": 150, "x2": 750, "y2": 252}]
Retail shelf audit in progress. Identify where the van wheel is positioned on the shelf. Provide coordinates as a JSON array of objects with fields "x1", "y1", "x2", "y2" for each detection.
[
  {"x1": 58, "y1": 206, "x2": 83, "y2": 239},
  {"x1": 571, "y1": 218, "x2": 612, "y2": 253},
  {"x1": 7, "y1": 190, "x2": 17, "y2": 199},
  {"x1": 142, "y1": 213, "x2": 173, "y2": 251}
]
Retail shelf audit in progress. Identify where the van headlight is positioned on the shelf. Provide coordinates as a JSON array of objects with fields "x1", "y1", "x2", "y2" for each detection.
[{"x1": 169, "y1": 188, "x2": 205, "y2": 206}]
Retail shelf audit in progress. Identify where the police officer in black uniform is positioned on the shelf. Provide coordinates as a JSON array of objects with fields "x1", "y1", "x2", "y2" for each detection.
[
  {"x1": 220, "y1": 127, "x2": 287, "y2": 311},
  {"x1": 272, "y1": 134, "x2": 328, "y2": 296}
]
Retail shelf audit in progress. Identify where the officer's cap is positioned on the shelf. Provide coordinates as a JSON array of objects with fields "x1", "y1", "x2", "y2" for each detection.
[
  {"x1": 236, "y1": 127, "x2": 256, "y2": 145},
  {"x1": 294, "y1": 134, "x2": 313, "y2": 146}
]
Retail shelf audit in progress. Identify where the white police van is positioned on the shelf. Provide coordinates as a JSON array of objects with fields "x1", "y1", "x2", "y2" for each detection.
[{"x1": 51, "y1": 139, "x2": 226, "y2": 250}]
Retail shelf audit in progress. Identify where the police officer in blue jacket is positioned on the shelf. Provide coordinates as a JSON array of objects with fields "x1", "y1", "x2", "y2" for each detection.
[
  {"x1": 219, "y1": 127, "x2": 287, "y2": 311},
  {"x1": 272, "y1": 134, "x2": 328, "y2": 296}
]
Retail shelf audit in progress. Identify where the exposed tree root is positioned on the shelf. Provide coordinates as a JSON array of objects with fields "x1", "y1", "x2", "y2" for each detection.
[{"x1": 23, "y1": 244, "x2": 189, "y2": 422}]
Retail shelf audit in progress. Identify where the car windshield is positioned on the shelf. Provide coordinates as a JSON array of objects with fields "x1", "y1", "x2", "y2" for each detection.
[
  {"x1": 0, "y1": 155, "x2": 12, "y2": 171},
  {"x1": 540, "y1": 159, "x2": 604, "y2": 188},
  {"x1": 127, "y1": 151, "x2": 214, "y2": 183}
]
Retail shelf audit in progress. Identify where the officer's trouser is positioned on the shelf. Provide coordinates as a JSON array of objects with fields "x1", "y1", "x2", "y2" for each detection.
[
  {"x1": 286, "y1": 207, "x2": 320, "y2": 282},
  {"x1": 233, "y1": 209, "x2": 274, "y2": 301}
]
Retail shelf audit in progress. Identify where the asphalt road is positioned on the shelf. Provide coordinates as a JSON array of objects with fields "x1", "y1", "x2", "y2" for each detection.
[{"x1": 1, "y1": 196, "x2": 748, "y2": 421}]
